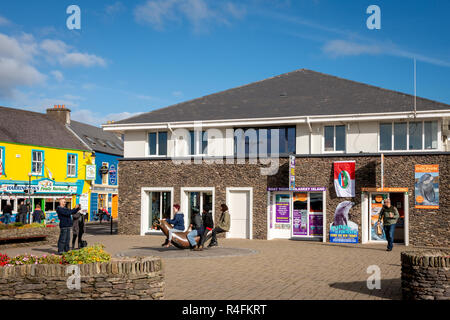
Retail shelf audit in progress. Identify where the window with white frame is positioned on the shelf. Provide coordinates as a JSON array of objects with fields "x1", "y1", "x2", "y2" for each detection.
[
  {"x1": 67, "y1": 154, "x2": 77, "y2": 177},
  {"x1": 148, "y1": 132, "x2": 168, "y2": 156},
  {"x1": 379, "y1": 121, "x2": 438, "y2": 151},
  {"x1": 189, "y1": 130, "x2": 208, "y2": 155},
  {"x1": 31, "y1": 150, "x2": 44, "y2": 175},
  {"x1": 148, "y1": 191, "x2": 172, "y2": 231},
  {"x1": 324, "y1": 125, "x2": 346, "y2": 152}
]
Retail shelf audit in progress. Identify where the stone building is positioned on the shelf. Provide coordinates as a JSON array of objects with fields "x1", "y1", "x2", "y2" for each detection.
[{"x1": 103, "y1": 69, "x2": 450, "y2": 247}]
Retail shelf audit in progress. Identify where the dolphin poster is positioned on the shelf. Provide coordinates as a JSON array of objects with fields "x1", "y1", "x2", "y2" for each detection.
[
  {"x1": 329, "y1": 201, "x2": 358, "y2": 243},
  {"x1": 415, "y1": 165, "x2": 439, "y2": 209}
]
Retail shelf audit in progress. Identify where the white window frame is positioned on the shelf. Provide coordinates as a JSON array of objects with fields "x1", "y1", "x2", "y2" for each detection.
[
  {"x1": 322, "y1": 124, "x2": 346, "y2": 153},
  {"x1": 378, "y1": 119, "x2": 441, "y2": 152},
  {"x1": 147, "y1": 131, "x2": 168, "y2": 157},
  {"x1": 67, "y1": 154, "x2": 77, "y2": 177},
  {"x1": 31, "y1": 150, "x2": 44, "y2": 175},
  {"x1": 180, "y1": 187, "x2": 215, "y2": 229},
  {"x1": 140, "y1": 187, "x2": 174, "y2": 235},
  {"x1": 189, "y1": 130, "x2": 208, "y2": 156}
]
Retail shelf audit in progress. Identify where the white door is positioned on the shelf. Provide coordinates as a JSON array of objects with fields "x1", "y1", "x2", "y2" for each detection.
[{"x1": 228, "y1": 190, "x2": 250, "y2": 239}]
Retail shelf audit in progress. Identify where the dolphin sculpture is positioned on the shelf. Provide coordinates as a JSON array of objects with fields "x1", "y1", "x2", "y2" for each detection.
[{"x1": 158, "y1": 220, "x2": 213, "y2": 249}]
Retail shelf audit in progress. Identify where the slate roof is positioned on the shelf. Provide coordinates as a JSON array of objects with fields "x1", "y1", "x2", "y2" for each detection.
[
  {"x1": 0, "y1": 106, "x2": 89, "y2": 151},
  {"x1": 69, "y1": 120, "x2": 123, "y2": 156},
  {"x1": 115, "y1": 69, "x2": 450, "y2": 125}
]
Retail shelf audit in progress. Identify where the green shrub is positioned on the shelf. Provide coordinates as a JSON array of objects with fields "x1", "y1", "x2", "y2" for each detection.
[
  {"x1": 63, "y1": 244, "x2": 111, "y2": 264},
  {"x1": 13, "y1": 222, "x2": 23, "y2": 227}
]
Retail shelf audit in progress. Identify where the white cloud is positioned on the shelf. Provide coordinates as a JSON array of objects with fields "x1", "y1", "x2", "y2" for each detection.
[
  {"x1": 0, "y1": 33, "x2": 45, "y2": 98},
  {"x1": 105, "y1": 1, "x2": 126, "y2": 15},
  {"x1": 134, "y1": 0, "x2": 246, "y2": 32},
  {"x1": 71, "y1": 109, "x2": 142, "y2": 126},
  {"x1": 50, "y1": 70, "x2": 64, "y2": 82},
  {"x1": 40, "y1": 39, "x2": 106, "y2": 67},
  {"x1": 323, "y1": 40, "x2": 382, "y2": 57},
  {"x1": 0, "y1": 15, "x2": 10, "y2": 26},
  {"x1": 172, "y1": 91, "x2": 183, "y2": 97}
]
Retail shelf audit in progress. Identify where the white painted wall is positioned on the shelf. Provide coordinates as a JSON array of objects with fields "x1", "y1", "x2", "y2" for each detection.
[
  {"x1": 124, "y1": 131, "x2": 147, "y2": 158},
  {"x1": 296, "y1": 124, "x2": 310, "y2": 154},
  {"x1": 347, "y1": 121, "x2": 378, "y2": 153}
]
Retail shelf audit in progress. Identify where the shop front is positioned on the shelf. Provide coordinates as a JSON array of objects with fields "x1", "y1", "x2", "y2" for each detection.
[
  {"x1": 0, "y1": 178, "x2": 84, "y2": 224},
  {"x1": 267, "y1": 187, "x2": 327, "y2": 241},
  {"x1": 361, "y1": 187, "x2": 409, "y2": 245}
]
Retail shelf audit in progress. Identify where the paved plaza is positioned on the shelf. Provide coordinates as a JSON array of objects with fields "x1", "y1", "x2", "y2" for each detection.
[{"x1": 1, "y1": 222, "x2": 408, "y2": 300}]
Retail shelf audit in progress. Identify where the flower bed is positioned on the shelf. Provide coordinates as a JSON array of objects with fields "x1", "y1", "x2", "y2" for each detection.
[{"x1": 0, "y1": 224, "x2": 59, "y2": 249}]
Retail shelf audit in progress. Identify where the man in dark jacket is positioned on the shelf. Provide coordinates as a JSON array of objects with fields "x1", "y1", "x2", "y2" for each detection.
[
  {"x1": 161, "y1": 204, "x2": 185, "y2": 247},
  {"x1": 17, "y1": 200, "x2": 29, "y2": 224},
  {"x1": 2, "y1": 201, "x2": 13, "y2": 224},
  {"x1": 186, "y1": 209, "x2": 204, "y2": 250},
  {"x1": 378, "y1": 198, "x2": 400, "y2": 252},
  {"x1": 56, "y1": 198, "x2": 81, "y2": 254}
]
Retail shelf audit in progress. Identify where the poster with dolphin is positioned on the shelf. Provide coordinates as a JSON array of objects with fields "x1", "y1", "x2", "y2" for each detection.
[
  {"x1": 329, "y1": 201, "x2": 358, "y2": 243},
  {"x1": 415, "y1": 165, "x2": 439, "y2": 209}
]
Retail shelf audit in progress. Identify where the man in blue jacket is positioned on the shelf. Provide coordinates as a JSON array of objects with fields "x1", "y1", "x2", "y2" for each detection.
[
  {"x1": 56, "y1": 198, "x2": 81, "y2": 254},
  {"x1": 161, "y1": 204, "x2": 185, "y2": 247}
]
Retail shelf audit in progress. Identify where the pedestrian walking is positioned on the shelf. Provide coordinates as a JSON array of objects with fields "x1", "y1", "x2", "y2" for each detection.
[
  {"x1": 17, "y1": 200, "x2": 29, "y2": 224},
  {"x1": 208, "y1": 204, "x2": 230, "y2": 247},
  {"x1": 378, "y1": 198, "x2": 400, "y2": 251},
  {"x1": 1, "y1": 201, "x2": 12, "y2": 225},
  {"x1": 32, "y1": 204, "x2": 44, "y2": 224},
  {"x1": 161, "y1": 204, "x2": 185, "y2": 247},
  {"x1": 56, "y1": 198, "x2": 81, "y2": 254},
  {"x1": 72, "y1": 209, "x2": 87, "y2": 250},
  {"x1": 197, "y1": 205, "x2": 214, "y2": 251},
  {"x1": 187, "y1": 208, "x2": 204, "y2": 250}
]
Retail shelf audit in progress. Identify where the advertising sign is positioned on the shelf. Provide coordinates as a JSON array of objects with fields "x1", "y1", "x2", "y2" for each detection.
[
  {"x1": 309, "y1": 214, "x2": 323, "y2": 236},
  {"x1": 86, "y1": 165, "x2": 96, "y2": 181},
  {"x1": 289, "y1": 155, "x2": 295, "y2": 190},
  {"x1": 292, "y1": 193, "x2": 307, "y2": 235},
  {"x1": 109, "y1": 164, "x2": 117, "y2": 185},
  {"x1": 0, "y1": 180, "x2": 77, "y2": 194},
  {"x1": 415, "y1": 165, "x2": 439, "y2": 209},
  {"x1": 275, "y1": 194, "x2": 290, "y2": 223},
  {"x1": 370, "y1": 200, "x2": 386, "y2": 241},
  {"x1": 333, "y1": 161, "x2": 356, "y2": 197},
  {"x1": 79, "y1": 193, "x2": 89, "y2": 211},
  {"x1": 329, "y1": 201, "x2": 358, "y2": 243}
]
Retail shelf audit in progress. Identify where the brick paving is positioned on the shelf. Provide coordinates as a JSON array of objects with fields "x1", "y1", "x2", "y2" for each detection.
[{"x1": 1, "y1": 226, "x2": 405, "y2": 300}]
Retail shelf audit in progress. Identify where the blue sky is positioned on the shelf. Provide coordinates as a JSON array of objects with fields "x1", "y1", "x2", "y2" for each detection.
[{"x1": 0, "y1": 0, "x2": 449, "y2": 126}]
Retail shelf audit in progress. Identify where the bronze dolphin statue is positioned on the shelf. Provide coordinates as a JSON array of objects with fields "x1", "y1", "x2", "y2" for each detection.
[{"x1": 158, "y1": 220, "x2": 212, "y2": 249}]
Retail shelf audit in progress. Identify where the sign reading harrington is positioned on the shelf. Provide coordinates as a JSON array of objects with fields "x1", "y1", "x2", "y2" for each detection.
[
  {"x1": 0, "y1": 179, "x2": 77, "y2": 194},
  {"x1": 415, "y1": 164, "x2": 439, "y2": 209},
  {"x1": 334, "y1": 161, "x2": 355, "y2": 197}
]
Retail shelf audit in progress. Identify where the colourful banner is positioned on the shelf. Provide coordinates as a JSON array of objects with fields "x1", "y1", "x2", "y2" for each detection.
[
  {"x1": 329, "y1": 201, "x2": 358, "y2": 243},
  {"x1": 334, "y1": 161, "x2": 356, "y2": 197},
  {"x1": 275, "y1": 194, "x2": 290, "y2": 223},
  {"x1": 289, "y1": 155, "x2": 295, "y2": 190},
  {"x1": 415, "y1": 165, "x2": 439, "y2": 209}
]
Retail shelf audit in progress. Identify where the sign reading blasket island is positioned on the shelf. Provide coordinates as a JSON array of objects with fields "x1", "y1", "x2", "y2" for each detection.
[
  {"x1": 415, "y1": 164, "x2": 439, "y2": 209},
  {"x1": 0, "y1": 179, "x2": 77, "y2": 194}
]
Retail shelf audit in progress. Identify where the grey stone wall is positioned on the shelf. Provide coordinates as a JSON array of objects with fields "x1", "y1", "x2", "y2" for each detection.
[
  {"x1": 0, "y1": 256, "x2": 164, "y2": 300},
  {"x1": 401, "y1": 250, "x2": 450, "y2": 300},
  {"x1": 0, "y1": 227, "x2": 59, "y2": 249},
  {"x1": 118, "y1": 154, "x2": 449, "y2": 246}
]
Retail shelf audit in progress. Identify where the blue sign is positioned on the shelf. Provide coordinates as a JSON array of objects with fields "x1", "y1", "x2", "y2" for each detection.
[{"x1": 109, "y1": 165, "x2": 117, "y2": 185}]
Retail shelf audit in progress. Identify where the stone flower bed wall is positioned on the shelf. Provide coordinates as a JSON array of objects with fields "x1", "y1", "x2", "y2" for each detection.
[
  {"x1": 0, "y1": 256, "x2": 164, "y2": 300},
  {"x1": 0, "y1": 226, "x2": 59, "y2": 249},
  {"x1": 401, "y1": 250, "x2": 450, "y2": 300}
]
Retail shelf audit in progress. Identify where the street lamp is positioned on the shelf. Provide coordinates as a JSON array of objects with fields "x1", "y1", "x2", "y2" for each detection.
[{"x1": 27, "y1": 172, "x2": 32, "y2": 224}]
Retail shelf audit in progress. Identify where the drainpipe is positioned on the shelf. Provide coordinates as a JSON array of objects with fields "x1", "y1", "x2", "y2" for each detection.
[{"x1": 306, "y1": 117, "x2": 313, "y2": 154}]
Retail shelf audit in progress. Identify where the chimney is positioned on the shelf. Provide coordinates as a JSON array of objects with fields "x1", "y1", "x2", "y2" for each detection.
[{"x1": 46, "y1": 105, "x2": 71, "y2": 125}]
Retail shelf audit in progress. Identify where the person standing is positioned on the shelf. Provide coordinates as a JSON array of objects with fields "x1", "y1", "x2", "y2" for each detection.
[
  {"x1": 208, "y1": 204, "x2": 230, "y2": 247},
  {"x1": 17, "y1": 200, "x2": 29, "y2": 224},
  {"x1": 56, "y1": 198, "x2": 80, "y2": 254},
  {"x1": 72, "y1": 210, "x2": 87, "y2": 250},
  {"x1": 2, "y1": 201, "x2": 12, "y2": 225},
  {"x1": 187, "y1": 209, "x2": 204, "y2": 250},
  {"x1": 32, "y1": 204, "x2": 44, "y2": 224},
  {"x1": 161, "y1": 204, "x2": 185, "y2": 247},
  {"x1": 197, "y1": 205, "x2": 214, "y2": 251},
  {"x1": 378, "y1": 198, "x2": 399, "y2": 252}
]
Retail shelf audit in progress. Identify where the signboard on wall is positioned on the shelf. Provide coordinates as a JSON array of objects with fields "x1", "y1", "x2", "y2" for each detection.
[
  {"x1": 289, "y1": 155, "x2": 295, "y2": 190},
  {"x1": 86, "y1": 165, "x2": 96, "y2": 180},
  {"x1": 309, "y1": 214, "x2": 323, "y2": 236},
  {"x1": 415, "y1": 165, "x2": 439, "y2": 209},
  {"x1": 109, "y1": 165, "x2": 117, "y2": 185},
  {"x1": 329, "y1": 201, "x2": 358, "y2": 243},
  {"x1": 79, "y1": 193, "x2": 89, "y2": 211},
  {"x1": 275, "y1": 194, "x2": 290, "y2": 223},
  {"x1": 333, "y1": 161, "x2": 355, "y2": 197}
]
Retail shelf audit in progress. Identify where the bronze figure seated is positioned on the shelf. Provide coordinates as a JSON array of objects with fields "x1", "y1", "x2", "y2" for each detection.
[{"x1": 158, "y1": 220, "x2": 212, "y2": 249}]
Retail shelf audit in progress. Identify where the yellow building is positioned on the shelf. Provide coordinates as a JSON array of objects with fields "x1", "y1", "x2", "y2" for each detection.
[{"x1": 0, "y1": 106, "x2": 94, "y2": 223}]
